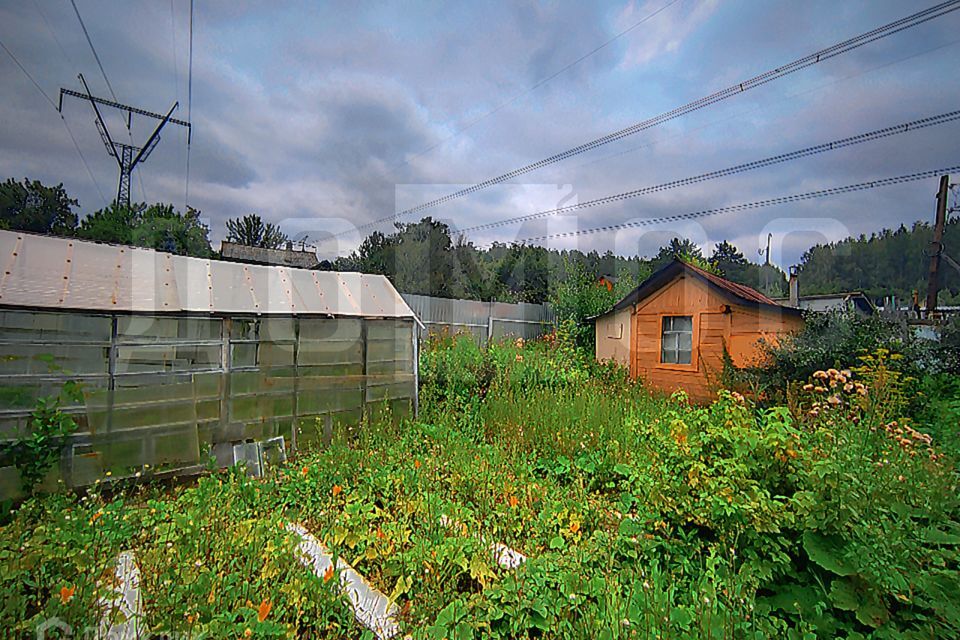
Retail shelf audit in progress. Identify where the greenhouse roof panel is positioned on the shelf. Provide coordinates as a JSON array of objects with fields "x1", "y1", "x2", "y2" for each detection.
[{"x1": 0, "y1": 230, "x2": 416, "y2": 319}]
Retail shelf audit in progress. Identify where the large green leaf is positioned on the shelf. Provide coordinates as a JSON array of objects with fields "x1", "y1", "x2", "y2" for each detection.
[
  {"x1": 921, "y1": 527, "x2": 960, "y2": 545},
  {"x1": 829, "y1": 577, "x2": 889, "y2": 628},
  {"x1": 803, "y1": 531, "x2": 857, "y2": 576},
  {"x1": 760, "y1": 581, "x2": 825, "y2": 618}
]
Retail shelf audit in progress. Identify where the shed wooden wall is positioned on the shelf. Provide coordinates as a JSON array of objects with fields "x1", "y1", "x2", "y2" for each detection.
[{"x1": 629, "y1": 274, "x2": 802, "y2": 402}]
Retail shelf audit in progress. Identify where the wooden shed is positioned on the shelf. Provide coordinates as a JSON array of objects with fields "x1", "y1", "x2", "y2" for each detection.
[
  {"x1": 0, "y1": 229, "x2": 420, "y2": 498},
  {"x1": 594, "y1": 258, "x2": 803, "y2": 401}
]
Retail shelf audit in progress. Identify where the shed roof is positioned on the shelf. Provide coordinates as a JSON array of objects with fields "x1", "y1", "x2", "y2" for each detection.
[
  {"x1": 0, "y1": 229, "x2": 416, "y2": 319},
  {"x1": 607, "y1": 258, "x2": 802, "y2": 316}
]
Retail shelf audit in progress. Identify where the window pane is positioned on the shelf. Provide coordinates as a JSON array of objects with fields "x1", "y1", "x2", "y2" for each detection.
[
  {"x1": 679, "y1": 332, "x2": 692, "y2": 351},
  {"x1": 231, "y1": 343, "x2": 258, "y2": 368},
  {"x1": 675, "y1": 316, "x2": 693, "y2": 332},
  {"x1": 231, "y1": 319, "x2": 259, "y2": 341},
  {"x1": 678, "y1": 349, "x2": 692, "y2": 365},
  {"x1": 662, "y1": 317, "x2": 673, "y2": 331},
  {"x1": 661, "y1": 347, "x2": 675, "y2": 364},
  {"x1": 663, "y1": 332, "x2": 678, "y2": 351}
]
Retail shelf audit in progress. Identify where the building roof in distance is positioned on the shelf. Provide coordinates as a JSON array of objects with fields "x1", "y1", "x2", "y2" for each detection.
[{"x1": 220, "y1": 240, "x2": 320, "y2": 269}]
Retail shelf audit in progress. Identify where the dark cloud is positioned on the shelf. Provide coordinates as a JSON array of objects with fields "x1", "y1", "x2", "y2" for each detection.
[{"x1": 1, "y1": 0, "x2": 958, "y2": 268}]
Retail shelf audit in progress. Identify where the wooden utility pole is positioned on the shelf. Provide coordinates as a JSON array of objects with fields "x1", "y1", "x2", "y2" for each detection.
[{"x1": 925, "y1": 174, "x2": 950, "y2": 315}]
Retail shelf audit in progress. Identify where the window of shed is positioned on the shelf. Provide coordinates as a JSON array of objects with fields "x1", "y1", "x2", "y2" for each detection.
[{"x1": 661, "y1": 316, "x2": 692, "y2": 364}]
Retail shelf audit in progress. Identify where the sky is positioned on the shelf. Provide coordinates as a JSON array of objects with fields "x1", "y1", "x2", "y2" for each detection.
[{"x1": 1, "y1": 0, "x2": 958, "y2": 269}]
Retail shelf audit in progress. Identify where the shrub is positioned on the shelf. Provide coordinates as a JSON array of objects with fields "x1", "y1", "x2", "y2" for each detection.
[{"x1": 739, "y1": 310, "x2": 949, "y2": 400}]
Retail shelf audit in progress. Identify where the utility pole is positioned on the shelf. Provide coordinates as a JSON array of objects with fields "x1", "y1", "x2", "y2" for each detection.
[
  {"x1": 924, "y1": 174, "x2": 950, "y2": 315},
  {"x1": 59, "y1": 74, "x2": 191, "y2": 208}
]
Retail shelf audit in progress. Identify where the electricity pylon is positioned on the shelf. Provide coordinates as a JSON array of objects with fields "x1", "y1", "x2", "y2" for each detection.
[{"x1": 59, "y1": 74, "x2": 191, "y2": 208}]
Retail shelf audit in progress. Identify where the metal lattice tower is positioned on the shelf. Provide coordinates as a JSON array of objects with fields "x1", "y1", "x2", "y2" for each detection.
[{"x1": 59, "y1": 74, "x2": 191, "y2": 208}]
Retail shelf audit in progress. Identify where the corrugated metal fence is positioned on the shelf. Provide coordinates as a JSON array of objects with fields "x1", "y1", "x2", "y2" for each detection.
[{"x1": 401, "y1": 293, "x2": 555, "y2": 345}]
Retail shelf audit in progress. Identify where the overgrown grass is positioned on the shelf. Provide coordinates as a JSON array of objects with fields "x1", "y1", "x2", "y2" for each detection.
[{"x1": 1, "y1": 332, "x2": 958, "y2": 638}]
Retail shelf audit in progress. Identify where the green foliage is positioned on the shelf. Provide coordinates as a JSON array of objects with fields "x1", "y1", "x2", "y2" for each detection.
[
  {"x1": 2, "y1": 337, "x2": 957, "y2": 638},
  {"x1": 797, "y1": 218, "x2": 960, "y2": 301},
  {"x1": 0, "y1": 177, "x2": 78, "y2": 235},
  {"x1": 550, "y1": 260, "x2": 626, "y2": 350},
  {"x1": 712, "y1": 240, "x2": 788, "y2": 297},
  {"x1": 743, "y1": 310, "x2": 944, "y2": 400},
  {"x1": 653, "y1": 237, "x2": 705, "y2": 270},
  {"x1": 78, "y1": 202, "x2": 212, "y2": 257},
  {"x1": 0, "y1": 382, "x2": 82, "y2": 493},
  {"x1": 225, "y1": 213, "x2": 289, "y2": 249}
]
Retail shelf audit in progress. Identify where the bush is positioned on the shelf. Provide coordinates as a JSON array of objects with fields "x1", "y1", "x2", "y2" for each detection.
[{"x1": 739, "y1": 310, "x2": 951, "y2": 400}]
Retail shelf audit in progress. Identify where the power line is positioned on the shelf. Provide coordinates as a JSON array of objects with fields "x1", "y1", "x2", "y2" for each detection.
[
  {"x1": 458, "y1": 109, "x2": 960, "y2": 234},
  {"x1": 514, "y1": 167, "x2": 960, "y2": 245},
  {"x1": 32, "y1": 0, "x2": 71, "y2": 62},
  {"x1": 0, "y1": 39, "x2": 57, "y2": 110},
  {"x1": 346, "y1": 0, "x2": 960, "y2": 237},
  {"x1": 184, "y1": 0, "x2": 194, "y2": 211},
  {"x1": 69, "y1": 0, "x2": 118, "y2": 102},
  {"x1": 0, "y1": 37, "x2": 108, "y2": 206},
  {"x1": 404, "y1": 0, "x2": 682, "y2": 165},
  {"x1": 561, "y1": 37, "x2": 960, "y2": 178},
  {"x1": 70, "y1": 0, "x2": 149, "y2": 202}
]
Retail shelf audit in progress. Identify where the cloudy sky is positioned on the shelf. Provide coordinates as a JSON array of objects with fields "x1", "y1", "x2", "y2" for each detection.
[{"x1": 1, "y1": 0, "x2": 958, "y2": 267}]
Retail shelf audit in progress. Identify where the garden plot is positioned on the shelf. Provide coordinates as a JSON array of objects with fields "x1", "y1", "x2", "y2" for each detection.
[{"x1": 4, "y1": 334, "x2": 959, "y2": 639}]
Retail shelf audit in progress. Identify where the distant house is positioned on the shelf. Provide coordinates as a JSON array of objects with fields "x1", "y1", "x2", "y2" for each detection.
[
  {"x1": 771, "y1": 291, "x2": 876, "y2": 315},
  {"x1": 594, "y1": 258, "x2": 803, "y2": 402},
  {"x1": 597, "y1": 275, "x2": 617, "y2": 292},
  {"x1": 770, "y1": 267, "x2": 877, "y2": 315},
  {"x1": 220, "y1": 240, "x2": 320, "y2": 269}
]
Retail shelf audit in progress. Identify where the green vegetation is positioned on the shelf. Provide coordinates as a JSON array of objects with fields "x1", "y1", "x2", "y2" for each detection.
[
  {"x1": 77, "y1": 202, "x2": 212, "y2": 258},
  {"x1": 0, "y1": 178, "x2": 78, "y2": 236},
  {"x1": 797, "y1": 219, "x2": 960, "y2": 303},
  {"x1": 225, "y1": 213, "x2": 290, "y2": 249},
  {"x1": 0, "y1": 381, "x2": 81, "y2": 493},
  {"x1": 1, "y1": 328, "x2": 958, "y2": 638}
]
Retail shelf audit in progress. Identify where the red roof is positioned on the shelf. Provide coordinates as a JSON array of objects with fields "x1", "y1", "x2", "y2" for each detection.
[{"x1": 681, "y1": 260, "x2": 780, "y2": 306}]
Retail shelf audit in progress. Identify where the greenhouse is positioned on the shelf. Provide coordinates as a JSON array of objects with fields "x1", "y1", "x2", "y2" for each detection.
[{"x1": 0, "y1": 229, "x2": 419, "y2": 499}]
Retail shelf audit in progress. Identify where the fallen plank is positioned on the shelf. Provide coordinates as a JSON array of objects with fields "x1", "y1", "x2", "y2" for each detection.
[
  {"x1": 287, "y1": 523, "x2": 400, "y2": 640},
  {"x1": 439, "y1": 515, "x2": 527, "y2": 569},
  {"x1": 98, "y1": 550, "x2": 144, "y2": 640}
]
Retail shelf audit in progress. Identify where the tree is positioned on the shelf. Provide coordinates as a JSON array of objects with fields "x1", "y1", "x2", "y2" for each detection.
[
  {"x1": 711, "y1": 240, "x2": 748, "y2": 275},
  {"x1": 76, "y1": 202, "x2": 138, "y2": 245},
  {"x1": 77, "y1": 202, "x2": 212, "y2": 258},
  {"x1": 134, "y1": 205, "x2": 213, "y2": 257},
  {"x1": 653, "y1": 237, "x2": 704, "y2": 270},
  {"x1": 225, "y1": 214, "x2": 289, "y2": 249},
  {"x1": 496, "y1": 244, "x2": 550, "y2": 303},
  {"x1": 0, "y1": 178, "x2": 78, "y2": 235}
]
